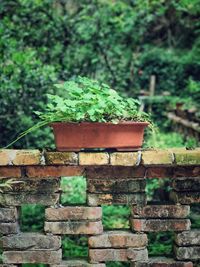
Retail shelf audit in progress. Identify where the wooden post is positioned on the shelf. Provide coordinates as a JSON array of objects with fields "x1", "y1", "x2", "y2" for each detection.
[{"x1": 148, "y1": 75, "x2": 156, "y2": 113}]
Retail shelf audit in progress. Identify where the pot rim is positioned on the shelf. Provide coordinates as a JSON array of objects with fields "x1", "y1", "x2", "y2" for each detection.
[{"x1": 50, "y1": 121, "x2": 149, "y2": 127}]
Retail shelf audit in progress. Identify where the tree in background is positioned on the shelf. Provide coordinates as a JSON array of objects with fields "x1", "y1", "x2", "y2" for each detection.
[{"x1": 0, "y1": 0, "x2": 200, "y2": 147}]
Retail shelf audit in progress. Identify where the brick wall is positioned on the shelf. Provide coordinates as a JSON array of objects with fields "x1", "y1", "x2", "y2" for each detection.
[{"x1": 0, "y1": 148, "x2": 200, "y2": 267}]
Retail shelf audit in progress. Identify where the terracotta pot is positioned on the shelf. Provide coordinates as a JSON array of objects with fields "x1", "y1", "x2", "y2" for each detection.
[{"x1": 50, "y1": 122, "x2": 149, "y2": 151}]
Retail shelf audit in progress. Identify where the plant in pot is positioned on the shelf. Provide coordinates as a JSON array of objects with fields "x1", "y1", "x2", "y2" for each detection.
[{"x1": 6, "y1": 76, "x2": 152, "y2": 151}]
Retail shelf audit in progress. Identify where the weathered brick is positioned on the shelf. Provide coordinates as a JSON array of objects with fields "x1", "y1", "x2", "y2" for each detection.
[
  {"x1": 86, "y1": 166, "x2": 146, "y2": 179},
  {"x1": 131, "y1": 205, "x2": 190, "y2": 218},
  {"x1": 110, "y1": 153, "x2": 138, "y2": 166},
  {"x1": 0, "y1": 150, "x2": 10, "y2": 166},
  {"x1": 0, "y1": 208, "x2": 18, "y2": 222},
  {"x1": 172, "y1": 166, "x2": 200, "y2": 177},
  {"x1": 0, "y1": 222, "x2": 18, "y2": 235},
  {"x1": 79, "y1": 153, "x2": 109, "y2": 165},
  {"x1": 2, "y1": 250, "x2": 62, "y2": 264},
  {"x1": 51, "y1": 261, "x2": 106, "y2": 267},
  {"x1": 172, "y1": 177, "x2": 200, "y2": 191},
  {"x1": 0, "y1": 178, "x2": 60, "y2": 193},
  {"x1": 0, "y1": 193, "x2": 59, "y2": 206},
  {"x1": 26, "y1": 166, "x2": 84, "y2": 177},
  {"x1": 146, "y1": 166, "x2": 200, "y2": 179},
  {"x1": 174, "y1": 246, "x2": 200, "y2": 260},
  {"x1": 142, "y1": 150, "x2": 174, "y2": 165},
  {"x1": 130, "y1": 219, "x2": 191, "y2": 232},
  {"x1": 45, "y1": 207, "x2": 102, "y2": 221},
  {"x1": 170, "y1": 191, "x2": 200, "y2": 204},
  {"x1": 89, "y1": 248, "x2": 148, "y2": 263},
  {"x1": 87, "y1": 193, "x2": 146, "y2": 206},
  {"x1": 175, "y1": 230, "x2": 200, "y2": 246},
  {"x1": 130, "y1": 257, "x2": 193, "y2": 267},
  {"x1": 45, "y1": 152, "x2": 78, "y2": 165},
  {"x1": 87, "y1": 179, "x2": 145, "y2": 193},
  {"x1": 2, "y1": 233, "x2": 61, "y2": 250},
  {"x1": 175, "y1": 150, "x2": 200, "y2": 165},
  {"x1": 88, "y1": 231, "x2": 147, "y2": 248},
  {"x1": 0, "y1": 167, "x2": 21, "y2": 178},
  {"x1": 45, "y1": 221, "x2": 103, "y2": 235},
  {"x1": 146, "y1": 167, "x2": 173, "y2": 178},
  {"x1": 0, "y1": 150, "x2": 41, "y2": 166}
]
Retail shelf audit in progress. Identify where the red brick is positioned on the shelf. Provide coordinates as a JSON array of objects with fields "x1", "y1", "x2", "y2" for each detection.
[
  {"x1": 88, "y1": 231, "x2": 147, "y2": 248},
  {"x1": 0, "y1": 167, "x2": 21, "y2": 178},
  {"x1": 0, "y1": 193, "x2": 59, "y2": 206},
  {"x1": 0, "y1": 222, "x2": 19, "y2": 235},
  {"x1": 86, "y1": 166, "x2": 146, "y2": 179},
  {"x1": 87, "y1": 193, "x2": 146, "y2": 206},
  {"x1": 130, "y1": 219, "x2": 191, "y2": 232},
  {"x1": 175, "y1": 230, "x2": 200, "y2": 246},
  {"x1": 51, "y1": 261, "x2": 106, "y2": 267},
  {"x1": 170, "y1": 191, "x2": 200, "y2": 204},
  {"x1": 45, "y1": 221, "x2": 103, "y2": 235},
  {"x1": 174, "y1": 246, "x2": 200, "y2": 260},
  {"x1": 0, "y1": 208, "x2": 18, "y2": 222},
  {"x1": 131, "y1": 257, "x2": 193, "y2": 267},
  {"x1": 171, "y1": 177, "x2": 200, "y2": 191},
  {"x1": 26, "y1": 166, "x2": 84, "y2": 177},
  {"x1": 2, "y1": 233, "x2": 61, "y2": 250},
  {"x1": 45, "y1": 207, "x2": 102, "y2": 221},
  {"x1": 2, "y1": 250, "x2": 62, "y2": 264},
  {"x1": 131, "y1": 205, "x2": 190, "y2": 218},
  {"x1": 146, "y1": 166, "x2": 200, "y2": 179},
  {"x1": 89, "y1": 248, "x2": 148, "y2": 263},
  {"x1": 1, "y1": 178, "x2": 60, "y2": 193},
  {"x1": 87, "y1": 179, "x2": 145, "y2": 193}
]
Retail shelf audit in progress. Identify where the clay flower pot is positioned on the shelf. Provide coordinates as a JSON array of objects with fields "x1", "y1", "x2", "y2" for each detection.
[{"x1": 51, "y1": 122, "x2": 149, "y2": 151}]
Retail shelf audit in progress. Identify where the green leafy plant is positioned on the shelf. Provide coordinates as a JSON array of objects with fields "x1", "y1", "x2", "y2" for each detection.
[
  {"x1": 6, "y1": 76, "x2": 152, "y2": 148},
  {"x1": 0, "y1": 179, "x2": 24, "y2": 193}
]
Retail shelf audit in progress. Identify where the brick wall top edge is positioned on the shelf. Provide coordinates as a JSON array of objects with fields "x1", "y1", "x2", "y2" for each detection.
[{"x1": 0, "y1": 148, "x2": 199, "y2": 167}]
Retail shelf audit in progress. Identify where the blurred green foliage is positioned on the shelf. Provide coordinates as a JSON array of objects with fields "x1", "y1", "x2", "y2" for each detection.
[
  {"x1": 20, "y1": 204, "x2": 45, "y2": 232},
  {"x1": 1, "y1": 0, "x2": 200, "y2": 148},
  {"x1": 61, "y1": 176, "x2": 86, "y2": 205}
]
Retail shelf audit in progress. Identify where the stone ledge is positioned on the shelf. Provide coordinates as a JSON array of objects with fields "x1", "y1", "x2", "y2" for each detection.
[
  {"x1": 0, "y1": 150, "x2": 41, "y2": 166},
  {"x1": 45, "y1": 152, "x2": 78, "y2": 165},
  {"x1": 0, "y1": 148, "x2": 199, "y2": 167}
]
